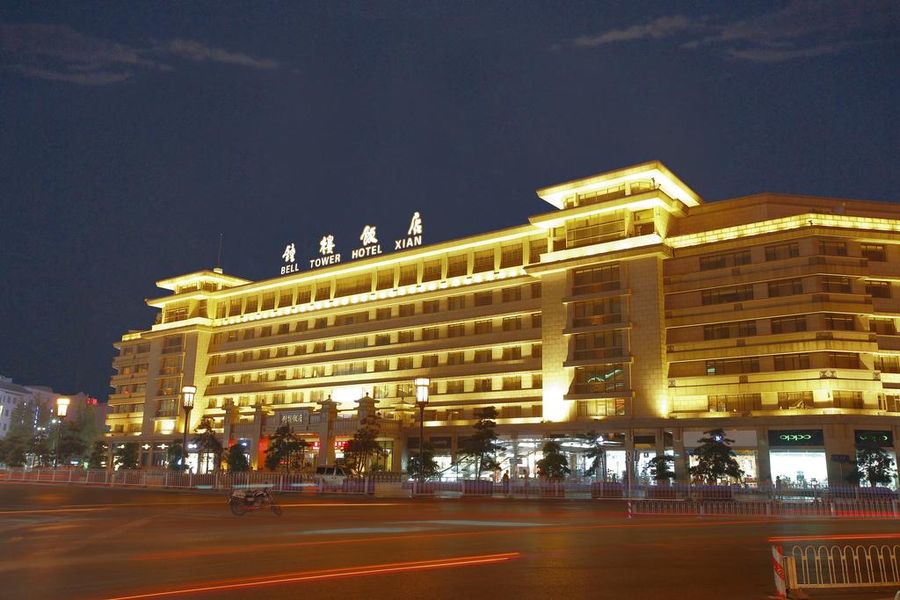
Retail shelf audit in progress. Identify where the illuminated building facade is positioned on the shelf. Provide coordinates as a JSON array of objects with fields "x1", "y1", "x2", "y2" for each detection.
[{"x1": 106, "y1": 161, "x2": 900, "y2": 486}]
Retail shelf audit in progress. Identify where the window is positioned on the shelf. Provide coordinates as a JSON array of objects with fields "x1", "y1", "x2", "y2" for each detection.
[
  {"x1": 399, "y1": 265, "x2": 417, "y2": 286},
  {"x1": 315, "y1": 282, "x2": 331, "y2": 301},
  {"x1": 472, "y1": 250, "x2": 494, "y2": 273},
  {"x1": 833, "y1": 391, "x2": 863, "y2": 409},
  {"x1": 531, "y1": 373, "x2": 542, "y2": 388},
  {"x1": 474, "y1": 292, "x2": 492, "y2": 306},
  {"x1": 474, "y1": 378, "x2": 493, "y2": 392},
  {"x1": 422, "y1": 327, "x2": 439, "y2": 340},
  {"x1": 528, "y1": 239, "x2": 547, "y2": 264},
  {"x1": 708, "y1": 394, "x2": 761, "y2": 412},
  {"x1": 827, "y1": 353, "x2": 859, "y2": 369},
  {"x1": 573, "y1": 331, "x2": 624, "y2": 360},
  {"x1": 448, "y1": 295, "x2": 466, "y2": 310},
  {"x1": 531, "y1": 343, "x2": 542, "y2": 358},
  {"x1": 333, "y1": 337, "x2": 367, "y2": 351},
  {"x1": 778, "y1": 391, "x2": 813, "y2": 409},
  {"x1": 502, "y1": 316, "x2": 522, "y2": 331},
  {"x1": 278, "y1": 291, "x2": 293, "y2": 308},
  {"x1": 572, "y1": 265, "x2": 620, "y2": 295},
  {"x1": 397, "y1": 330, "x2": 414, "y2": 343},
  {"x1": 423, "y1": 300, "x2": 440, "y2": 314},
  {"x1": 261, "y1": 293, "x2": 276, "y2": 310},
  {"x1": 447, "y1": 255, "x2": 467, "y2": 278},
  {"x1": 571, "y1": 365, "x2": 626, "y2": 393},
  {"x1": 572, "y1": 297, "x2": 623, "y2": 327},
  {"x1": 246, "y1": 296, "x2": 258, "y2": 312},
  {"x1": 821, "y1": 276, "x2": 851, "y2": 293},
  {"x1": 296, "y1": 288, "x2": 311, "y2": 304},
  {"x1": 501, "y1": 287, "x2": 522, "y2": 302},
  {"x1": 869, "y1": 318, "x2": 897, "y2": 335},
  {"x1": 774, "y1": 354, "x2": 810, "y2": 371},
  {"x1": 422, "y1": 260, "x2": 442, "y2": 282},
  {"x1": 374, "y1": 359, "x2": 389, "y2": 372},
  {"x1": 576, "y1": 399, "x2": 626, "y2": 417},
  {"x1": 768, "y1": 278, "x2": 804, "y2": 298},
  {"x1": 421, "y1": 355, "x2": 438, "y2": 368},
  {"x1": 531, "y1": 282, "x2": 542, "y2": 299},
  {"x1": 502, "y1": 376, "x2": 522, "y2": 390},
  {"x1": 446, "y1": 380, "x2": 464, "y2": 394},
  {"x1": 765, "y1": 243, "x2": 799, "y2": 261},
  {"x1": 705, "y1": 358, "x2": 760, "y2": 375},
  {"x1": 376, "y1": 270, "x2": 394, "y2": 290},
  {"x1": 818, "y1": 240, "x2": 847, "y2": 256},
  {"x1": 500, "y1": 244, "x2": 522, "y2": 268},
  {"x1": 502, "y1": 346, "x2": 522, "y2": 360},
  {"x1": 474, "y1": 320, "x2": 492, "y2": 335},
  {"x1": 374, "y1": 333, "x2": 390, "y2": 346},
  {"x1": 335, "y1": 312, "x2": 368, "y2": 326},
  {"x1": 703, "y1": 320, "x2": 757, "y2": 340},
  {"x1": 865, "y1": 280, "x2": 891, "y2": 298},
  {"x1": 566, "y1": 213, "x2": 625, "y2": 248},
  {"x1": 447, "y1": 324, "x2": 465, "y2": 337},
  {"x1": 701, "y1": 285, "x2": 753, "y2": 305},
  {"x1": 824, "y1": 314, "x2": 855, "y2": 331},
  {"x1": 861, "y1": 244, "x2": 886, "y2": 261},
  {"x1": 399, "y1": 303, "x2": 415, "y2": 317},
  {"x1": 312, "y1": 341, "x2": 326, "y2": 353},
  {"x1": 396, "y1": 357, "x2": 413, "y2": 370},
  {"x1": 315, "y1": 317, "x2": 327, "y2": 329},
  {"x1": 228, "y1": 299, "x2": 242, "y2": 317},
  {"x1": 161, "y1": 335, "x2": 183, "y2": 354},
  {"x1": 335, "y1": 275, "x2": 371, "y2": 297},
  {"x1": 874, "y1": 356, "x2": 900, "y2": 373},
  {"x1": 447, "y1": 352, "x2": 464, "y2": 365},
  {"x1": 771, "y1": 315, "x2": 807, "y2": 334},
  {"x1": 474, "y1": 349, "x2": 492, "y2": 363},
  {"x1": 376, "y1": 307, "x2": 391, "y2": 320},
  {"x1": 531, "y1": 313, "x2": 542, "y2": 328},
  {"x1": 699, "y1": 249, "x2": 751, "y2": 271}
]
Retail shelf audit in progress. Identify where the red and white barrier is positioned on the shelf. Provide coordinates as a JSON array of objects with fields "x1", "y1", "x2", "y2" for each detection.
[{"x1": 771, "y1": 544, "x2": 787, "y2": 598}]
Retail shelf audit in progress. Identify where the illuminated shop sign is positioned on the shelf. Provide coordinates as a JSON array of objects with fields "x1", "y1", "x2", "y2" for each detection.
[
  {"x1": 278, "y1": 409, "x2": 310, "y2": 426},
  {"x1": 768, "y1": 429, "x2": 824, "y2": 447},
  {"x1": 855, "y1": 430, "x2": 893, "y2": 447},
  {"x1": 279, "y1": 212, "x2": 424, "y2": 275}
]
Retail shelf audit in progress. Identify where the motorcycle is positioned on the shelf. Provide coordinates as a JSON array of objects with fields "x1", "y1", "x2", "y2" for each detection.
[{"x1": 228, "y1": 487, "x2": 283, "y2": 516}]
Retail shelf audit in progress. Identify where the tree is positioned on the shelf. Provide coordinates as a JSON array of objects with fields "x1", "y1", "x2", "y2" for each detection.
[
  {"x1": 644, "y1": 455, "x2": 676, "y2": 484},
  {"x1": 536, "y1": 440, "x2": 571, "y2": 482},
  {"x1": 458, "y1": 407, "x2": 502, "y2": 479},
  {"x1": 114, "y1": 442, "x2": 140, "y2": 470},
  {"x1": 225, "y1": 444, "x2": 251, "y2": 472},
  {"x1": 166, "y1": 443, "x2": 186, "y2": 471},
  {"x1": 192, "y1": 417, "x2": 223, "y2": 473},
  {"x1": 87, "y1": 441, "x2": 108, "y2": 469},
  {"x1": 407, "y1": 441, "x2": 440, "y2": 480},
  {"x1": 846, "y1": 439, "x2": 895, "y2": 488},
  {"x1": 578, "y1": 431, "x2": 606, "y2": 479},
  {"x1": 689, "y1": 429, "x2": 743, "y2": 484},
  {"x1": 343, "y1": 416, "x2": 387, "y2": 476},
  {"x1": 264, "y1": 424, "x2": 308, "y2": 472},
  {"x1": 0, "y1": 402, "x2": 34, "y2": 467},
  {"x1": 56, "y1": 421, "x2": 88, "y2": 465}
]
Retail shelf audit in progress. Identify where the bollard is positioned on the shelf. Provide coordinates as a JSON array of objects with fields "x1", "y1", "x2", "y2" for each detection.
[
  {"x1": 771, "y1": 544, "x2": 787, "y2": 598},
  {"x1": 626, "y1": 500, "x2": 632, "y2": 519}
]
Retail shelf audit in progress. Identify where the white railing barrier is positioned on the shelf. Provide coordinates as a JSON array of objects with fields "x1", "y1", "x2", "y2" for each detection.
[{"x1": 770, "y1": 534, "x2": 900, "y2": 594}]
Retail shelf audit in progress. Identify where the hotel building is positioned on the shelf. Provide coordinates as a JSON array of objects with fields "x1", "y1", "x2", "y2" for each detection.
[{"x1": 106, "y1": 161, "x2": 900, "y2": 486}]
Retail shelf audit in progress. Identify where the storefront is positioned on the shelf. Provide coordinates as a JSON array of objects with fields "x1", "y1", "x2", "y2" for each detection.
[
  {"x1": 768, "y1": 429, "x2": 827, "y2": 487},
  {"x1": 855, "y1": 430, "x2": 898, "y2": 487},
  {"x1": 685, "y1": 429, "x2": 759, "y2": 484}
]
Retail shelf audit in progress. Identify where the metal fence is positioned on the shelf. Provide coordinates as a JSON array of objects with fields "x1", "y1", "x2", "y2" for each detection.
[
  {"x1": 1, "y1": 468, "x2": 898, "y2": 509},
  {"x1": 770, "y1": 534, "x2": 900, "y2": 595}
]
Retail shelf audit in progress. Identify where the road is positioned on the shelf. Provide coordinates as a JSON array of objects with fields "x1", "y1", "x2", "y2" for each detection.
[{"x1": 0, "y1": 483, "x2": 897, "y2": 600}]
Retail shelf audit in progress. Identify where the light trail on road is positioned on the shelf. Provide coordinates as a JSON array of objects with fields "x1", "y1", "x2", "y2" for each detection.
[{"x1": 97, "y1": 552, "x2": 521, "y2": 600}]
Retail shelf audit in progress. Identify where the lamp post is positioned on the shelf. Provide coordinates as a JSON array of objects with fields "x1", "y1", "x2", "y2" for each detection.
[
  {"x1": 54, "y1": 397, "x2": 70, "y2": 468},
  {"x1": 414, "y1": 377, "x2": 430, "y2": 491},
  {"x1": 181, "y1": 385, "x2": 196, "y2": 472}
]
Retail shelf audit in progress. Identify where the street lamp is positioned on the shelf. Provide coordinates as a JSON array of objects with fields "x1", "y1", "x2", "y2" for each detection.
[
  {"x1": 181, "y1": 385, "x2": 196, "y2": 472},
  {"x1": 54, "y1": 397, "x2": 70, "y2": 468},
  {"x1": 414, "y1": 377, "x2": 430, "y2": 491}
]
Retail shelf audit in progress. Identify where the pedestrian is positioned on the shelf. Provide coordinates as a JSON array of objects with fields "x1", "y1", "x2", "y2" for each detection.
[{"x1": 502, "y1": 471, "x2": 509, "y2": 493}]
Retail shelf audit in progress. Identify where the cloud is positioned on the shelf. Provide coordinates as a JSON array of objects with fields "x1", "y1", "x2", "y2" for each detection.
[
  {"x1": 573, "y1": 16, "x2": 699, "y2": 47},
  {"x1": 0, "y1": 23, "x2": 281, "y2": 85},
  {"x1": 160, "y1": 39, "x2": 279, "y2": 70},
  {"x1": 571, "y1": 0, "x2": 898, "y2": 62}
]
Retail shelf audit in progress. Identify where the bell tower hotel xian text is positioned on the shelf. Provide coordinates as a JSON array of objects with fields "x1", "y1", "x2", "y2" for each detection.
[{"x1": 107, "y1": 161, "x2": 900, "y2": 486}]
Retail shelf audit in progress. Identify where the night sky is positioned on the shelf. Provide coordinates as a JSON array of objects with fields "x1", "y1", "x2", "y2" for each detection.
[{"x1": 1, "y1": 2, "x2": 898, "y2": 400}]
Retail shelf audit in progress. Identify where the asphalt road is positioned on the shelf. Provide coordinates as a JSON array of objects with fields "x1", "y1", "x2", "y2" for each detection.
[{"x1": 0, "y1": 483, "x2": 897, "y2": 600}]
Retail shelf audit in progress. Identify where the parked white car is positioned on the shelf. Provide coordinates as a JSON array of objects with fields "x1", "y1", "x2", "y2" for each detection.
[{"x1": 314, "y1": 466, "x2": 348, "y2": 485}]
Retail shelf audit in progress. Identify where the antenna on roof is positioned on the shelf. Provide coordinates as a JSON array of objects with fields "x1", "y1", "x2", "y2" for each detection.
[{"x1": 214, "y1": 233, "x2": 224, "y2": 274}]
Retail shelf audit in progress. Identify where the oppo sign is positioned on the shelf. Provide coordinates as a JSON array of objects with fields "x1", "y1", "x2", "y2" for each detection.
[{"x1": 768, "y1": 430, "x2": 823, "y2": 447}]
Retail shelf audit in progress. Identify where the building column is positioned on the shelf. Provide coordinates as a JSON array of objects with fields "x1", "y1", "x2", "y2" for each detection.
[
  {"x1": 672, "y1": 428, "x2": 688, "y2": 483},
  {"x1": 510, "y1": 433, "x2": 520, "y2": 480},
  {"x1": 316, "y1": 397, "x2": 338, "y2": 467},
  {"x1": 625, "y1": 429, "x2": 636, "y2": 486},
  {"x1": 824, "y1": 424, "x2": 856, "y2": 487},
  {"x1": 756, "y1": 427, "x2": 772, "y2": 487}
]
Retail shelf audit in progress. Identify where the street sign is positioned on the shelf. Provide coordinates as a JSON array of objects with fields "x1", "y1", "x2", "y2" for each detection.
[{"x1": 830, "y1": 454, "x2": 851, "y2": 463}]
